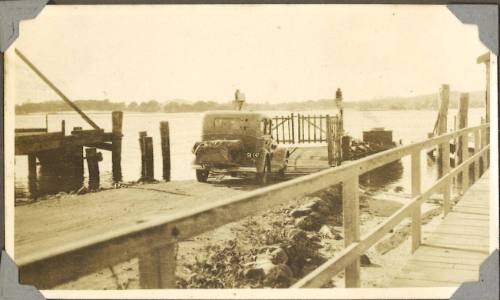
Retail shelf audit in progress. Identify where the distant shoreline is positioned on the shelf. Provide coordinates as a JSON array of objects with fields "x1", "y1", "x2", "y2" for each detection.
[{"x1": 15, "y1": 91, "x2": 486, "y2": 115}]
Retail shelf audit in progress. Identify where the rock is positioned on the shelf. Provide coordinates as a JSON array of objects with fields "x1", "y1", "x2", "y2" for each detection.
[
  {"x1": 394, "y1": 186, "x2": 404, "y2": 192},
  {"x1": 244, "y1": 267, "x2": 264, "y2": 280},
  {"x1": 360, "y1": 254, "x2": 371, "y2": 266},
  {"x1": 295, "y1": 214, "x2": 323, "y2": 231},
  {"x1": 319, "y1": 225, "x2": 334, "y2": 238},
  {"x1": 290, "y1": 207, "x2": 312, "y2": 218},
  {"x1": 305, "y1": 197, "x2": 331, "y2": 215},
  {"x1": 270, "y1": 247, "x2": 288, "y2": 265},
  {"x1": 263, "y1": 264, "x2": 293, "y2": 287}
]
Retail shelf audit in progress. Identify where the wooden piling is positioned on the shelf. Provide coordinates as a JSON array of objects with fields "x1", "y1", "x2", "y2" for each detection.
[
  {"x1": 28, "y1": 154, "x2": 37, "y2": 198},
  {"x1": 61, "y1": 120, "x2": 65, "y2": 136},
  {"x1": 457, "y1": 93, "x2": 469, "y2": 190},
  {"x1": 326, "y1": 115, "x2": 333, "y2": 166},
  {"x1": 85, "y1": 147, "x2": 100, "y2": 190},
  {"x1": 139, "y1": 131, "x2": 147, "y2": 180},
  {"x1": 144, "y1": 136, "x2": 154, "y2": 181},
  {"x1": 291, "y1": 113, "x2": 295, "y2": 144},
  {"x1": 112, "y1": 111, "x2": 123, "y2": 182},
  {"x1": 160, "y1": 122, "x2": 171, "y2": 182},
  {"x1": 437, "y1": 84, "x2": 449, "y2": 178}
]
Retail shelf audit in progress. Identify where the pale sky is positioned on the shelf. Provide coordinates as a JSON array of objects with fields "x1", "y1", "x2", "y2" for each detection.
[{"x1": 9, "y1": 5, "x2": 489, "y2": 104}]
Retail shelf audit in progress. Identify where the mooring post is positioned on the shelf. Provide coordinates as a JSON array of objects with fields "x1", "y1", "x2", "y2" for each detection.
[
  {"x1": 160, "y1": 121, "x2": 171, "y2": 182},
  {"x1": 457, "y1": 93, "x2": 469, "y2": 191},
  {"x1": 139, "y1": 131, "x2": 147, "y2": 180},
  {"x1": 411, "y1": 150, "x2": 422, "y2": 252},
  {"x1": 112, "y1": 111, "x2": 123, "y2": 182},
  {"x1": 85, "y1": 147, "x2": 100, "y2": 190},
  {"x1": 61, "y1": 120, "x2": 66, "y2": 136},
  {"x1": 437, "y1": 84, "x2": 449, "y2": 178},
  {"x1": 144, "y1": 136, "x2": 154, "y2": 181},
  {"x1": 326, "y1": 115, "x2": 334, "y2": 166},
  {"x1": 343, "y1": 175, "x2": 360, "y2": 287},
  {"x1": 28, "y1": 154, "x2": 37, "y2": 198}
]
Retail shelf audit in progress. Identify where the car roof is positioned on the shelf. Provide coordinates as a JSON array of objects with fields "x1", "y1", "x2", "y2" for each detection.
[{"x1": 203, "y1": 110, "x2": 269, "y2": 119}]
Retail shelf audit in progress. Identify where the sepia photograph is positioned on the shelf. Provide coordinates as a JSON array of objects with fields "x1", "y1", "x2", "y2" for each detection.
[{"x1": 2, "y1": 3, "x2": 498, "y2": 298}]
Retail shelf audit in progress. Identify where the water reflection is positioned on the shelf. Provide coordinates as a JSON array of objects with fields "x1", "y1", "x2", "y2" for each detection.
[
  {"x1": 359, "y1": 159, "x2": 404, "y2": 189},
  {"x1": 36, "y1": 166, "x2": 84, "y2": 196}
]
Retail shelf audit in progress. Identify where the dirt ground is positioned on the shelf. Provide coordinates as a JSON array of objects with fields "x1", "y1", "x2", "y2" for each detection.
[{"x1": 30, "y1": 178, "x2": 447, "y2": 290}]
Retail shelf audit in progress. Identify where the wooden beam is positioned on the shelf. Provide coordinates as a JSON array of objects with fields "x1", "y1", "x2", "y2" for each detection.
[
  {"x1": 15, "y1": 49, "x2": 100, "y2": 130},
  {"x1": 160, "y1": 122, "x2": 171, "y2": 182},
  {"x1": 442, "y1": 138, "x2": 451, "y2": 216},
  {"x1": 457, "y1": 93, "x2": 469, "y2": 190},
  {"x1": 437, "y1": 84, "x2": 450, "y2": 178},
  {"x1": 411, "y1": 150, "x2": 422, "y2": 253},
  {"x1": 138, "y1": 244, "x2": 177, "y2": 288},
  {"x1": 476, "y1": 52, "x2": 490, "y2": 64},
  {"x1": 112, "y1": 111, "x2": 123, "y2": 182},
  {"x1": 343, "y1": 176, "x2": 360, "y2": 287}
]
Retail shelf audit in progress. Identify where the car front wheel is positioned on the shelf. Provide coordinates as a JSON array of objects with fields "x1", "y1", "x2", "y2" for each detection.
[
  {"x1": 196, "y1": 169, "x2": 209, "y2": 182},
  {"x1": 255, "y1": 159, "x2": 270, "y2": 185}
]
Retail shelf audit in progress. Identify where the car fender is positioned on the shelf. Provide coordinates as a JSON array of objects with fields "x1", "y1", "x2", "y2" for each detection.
[
  {"x1": 270, "y1": 147, "x2": 289, "y2": 172},
  {"x1": 256, "y1": 149, "x2": 271, "y2": 173}
]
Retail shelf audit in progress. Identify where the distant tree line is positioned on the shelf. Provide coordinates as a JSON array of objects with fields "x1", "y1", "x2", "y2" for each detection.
[{"x1": 15, "y1": 91, "x2": 485, "y2": 114}]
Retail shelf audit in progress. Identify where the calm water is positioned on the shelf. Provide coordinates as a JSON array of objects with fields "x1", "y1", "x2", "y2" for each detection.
[{"x1": 14, "y1": 108, "x2": 485, "y2": 200}]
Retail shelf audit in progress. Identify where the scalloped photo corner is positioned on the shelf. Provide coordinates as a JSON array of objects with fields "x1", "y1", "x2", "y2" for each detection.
[
  {"x1": 0, "y1": 0, "x2": 48, "y2": 53},
  {"x1": 1, "y1": 3, "x2": 498, "y2": 300}
]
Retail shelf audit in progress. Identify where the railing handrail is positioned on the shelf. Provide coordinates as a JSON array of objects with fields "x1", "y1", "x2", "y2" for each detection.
[
  {"x1": 292, "y1": 144, "x2": 490, "y2": 288},
  {"x1": 17, "y1": 123, "x2": 489, "y2": 289}
]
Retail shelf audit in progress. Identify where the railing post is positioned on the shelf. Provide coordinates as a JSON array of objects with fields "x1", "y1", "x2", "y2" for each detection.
[
  {"x1": 457, "y1": 93, "x2": 469, "y2": 191},
  {"x1": 411, "y1": 150, "x2": 421, "y2": 253},
  {"x1": 343, "y1": 175, "x2": 360, "y2": 288},
  {"x1": 138, "y1": 244, "x2": 177, "y2": 288},
  {"x1": 442, "y1": 139, "x2": 451, "y2": 216},
  {"x1": 473, "y1": 129, "x2": 481, "y2": 182},
  {"x1": 28, "y1": 154, "x2": 37, "y2": 199}
]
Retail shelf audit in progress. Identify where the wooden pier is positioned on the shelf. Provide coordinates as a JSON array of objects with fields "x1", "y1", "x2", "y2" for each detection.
[
  {"x1": 391, "y1": 171, "x2": 489, "y2": 287},
  {"x1": 14, "y1": 48, "x2": 124, "y2": 197},
  {"x1": 14, "y1": 121, "x2": 490, "y2": 289},
  {"x1": 12, "y1": 51, "x2": 493, "y2": 290}
]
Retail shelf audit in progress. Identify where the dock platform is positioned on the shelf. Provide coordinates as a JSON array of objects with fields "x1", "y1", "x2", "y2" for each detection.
[{"x1": 391, "y1": 170, "x2": 490, "y2": 287}]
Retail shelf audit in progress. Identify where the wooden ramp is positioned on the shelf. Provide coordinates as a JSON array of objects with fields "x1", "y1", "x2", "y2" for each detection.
[
  {"x1": 391, "y1": 170, "x2": 490, "y2": 287},
  {"x1": 286, "y1": 145, "x2": 331, "y2": 174}
]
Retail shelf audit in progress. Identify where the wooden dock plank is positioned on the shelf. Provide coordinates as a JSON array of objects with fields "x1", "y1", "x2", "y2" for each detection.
[{"x1": 391, "y1": 170, "x2": 490, "y2": 287}]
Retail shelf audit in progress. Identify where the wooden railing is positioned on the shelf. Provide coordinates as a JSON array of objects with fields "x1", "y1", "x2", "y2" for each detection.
[
  {"x1": 271, "y1": 113, "x2": 342, "y2": 145},
  {"x1": 18, "y1": 123, "x2": 489, "y2": 289}
]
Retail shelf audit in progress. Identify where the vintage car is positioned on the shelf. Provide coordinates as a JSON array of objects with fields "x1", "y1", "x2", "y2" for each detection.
[{"x1": 192, "y1": 111, "x2": 289, "y2": 184}]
